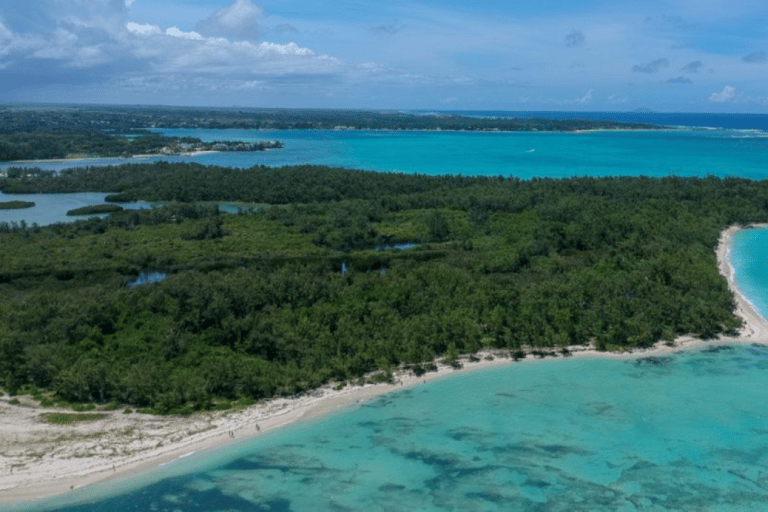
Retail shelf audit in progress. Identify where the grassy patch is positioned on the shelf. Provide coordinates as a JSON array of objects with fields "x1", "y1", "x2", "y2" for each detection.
[
  {"x1": 40, "y1": 413, "x2": 108, "y2": 425},
  {"x1": 104, "y1": 400, "x2": 121, "y2": 411},
  {"x1": 71, "y1": 402, "x2": 97, "y2": 412}
]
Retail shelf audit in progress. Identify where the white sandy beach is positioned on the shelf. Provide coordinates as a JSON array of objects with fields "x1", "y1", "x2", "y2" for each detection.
[{"x1": 2, "y1": 223, "x2": 768, "y2": 506}]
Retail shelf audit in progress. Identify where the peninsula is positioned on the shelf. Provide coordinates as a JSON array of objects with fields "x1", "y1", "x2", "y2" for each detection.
[{"x1": 0, "y1": 131, "x2": 282, "y2": 163}]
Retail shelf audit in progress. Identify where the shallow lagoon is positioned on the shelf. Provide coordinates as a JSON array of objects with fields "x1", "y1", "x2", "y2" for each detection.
[
  {"x1": 731, "y1": 229, "x2": 768, "y2": 321},
  {"x1": 20, "y1": 343, "x2": 768, "y2": 511},
  {"x1": 1, "y1": 127, "x2": 767, "y2": 179},
  {"x1": 0, "y1": 192, "x2": 150, "y2": 227}
]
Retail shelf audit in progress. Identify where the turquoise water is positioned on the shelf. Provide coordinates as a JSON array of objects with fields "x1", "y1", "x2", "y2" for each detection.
[
  {"x1": 2, "y1": 127, "x2": 767, "y2": 226},
  {"x1": 4, "y1": 117, "x2": 768, "y2": 510},
  {"x1": 126, "y1": 271, "x2": 168, "y2": 287},
  {"x1": 1, "y1": 127, "x2": 767, "y2": 179},
  {"x1": 731, "y1": 229, "x2": 768, "y2": 322},
  {"x1": 156, "y1": 128, "x2": 768, "y2": 179},
  {"x1": 18, "y1": 344, "x2": 768, "y2": 511}
]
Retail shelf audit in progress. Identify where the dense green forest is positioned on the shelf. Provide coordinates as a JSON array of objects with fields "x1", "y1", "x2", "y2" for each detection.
[
  {"x1": 0, "y1": 104, "x2": 661, "y2": 134},
  {"x1": 0, "y1": 165, "x2": 764, "y2": 414},
  {"x1": 67, "y1": 204, "x2": 124, "y2": 216},
  {"x1": 0, "y1": 163, "x2": 474, "y2": 203},
  {"x1": 0, "y1": 131, "x2": 281, "y2": 162}
]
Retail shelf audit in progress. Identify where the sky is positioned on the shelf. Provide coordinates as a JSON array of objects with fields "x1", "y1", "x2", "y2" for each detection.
[{"x1": 0, "y1": 0, "x2": 766, "y2": 111}]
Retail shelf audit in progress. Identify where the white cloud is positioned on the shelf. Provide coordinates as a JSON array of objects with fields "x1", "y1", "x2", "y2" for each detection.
[
  {"x1": 126, "y1": 22, "x2": 162, "y2": 36},
  {"x1": 162, "y1": 36, "x2": 331, "y2": 76},
  {"x1": 575, "y1": 89, "x2": 593, "y2": 104},
  {"x1": 3, "y1": 0, "x2": 764, "y2": 109},
  {"x1": 165, "y1": 27, "x2": 205, "y2": 41},
  {"x1": 71, "y1": 45, "x2": 110, "y2": 67},
  {"x1": 709, "y1": 85, "x2": 736, "y2": 102},
  {"x1": 31, "y1": 29, "x2": 78, "y2": 59},
  {"x1": 234, "y1": 79, "x2": 266, "y2": 90},
  {"x1": 196, "y1": 0, "x2": 263, "y2": 41},
  {"x1": 0, "y1": 0, "x2": 345, "y2": 104},
  {"x1": 0, "y1": 19, "x2": 11, "y2": 41}
]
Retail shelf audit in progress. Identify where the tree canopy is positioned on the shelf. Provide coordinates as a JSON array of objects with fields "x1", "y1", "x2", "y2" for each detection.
[{"x1": 0, "y1": 167, "x2": 761, "y2": 413}]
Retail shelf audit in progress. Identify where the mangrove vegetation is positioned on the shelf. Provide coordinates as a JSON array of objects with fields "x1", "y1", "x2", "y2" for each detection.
[
  {"x1": 0, "y1": 165, "x2": 764, "y2": 413},
  {"x1": 0, "y1": 131, "x2": 281, "y2": 162}
]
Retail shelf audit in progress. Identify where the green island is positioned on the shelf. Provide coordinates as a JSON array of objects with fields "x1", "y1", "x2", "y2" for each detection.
[
  {"x1": 0, "y1": 104, "x2": 661, "y2": 134},
  {"x1": 1, "y1": 161, "x2": 764, "y2": 414},
  {"x1": 0, "y1": 131, "x2": 282, "y2": 162},
  {"x1": 0, "y1": 200, "x2": 35, "y2": 210},
  {"x1": 66, "y1": 204, "x2": 124, "y2": 216}
]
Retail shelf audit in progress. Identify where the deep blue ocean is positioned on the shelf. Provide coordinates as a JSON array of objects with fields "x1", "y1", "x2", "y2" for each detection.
[{"x1": 6, "y1": 112, "x2": 768, "y2": 511}]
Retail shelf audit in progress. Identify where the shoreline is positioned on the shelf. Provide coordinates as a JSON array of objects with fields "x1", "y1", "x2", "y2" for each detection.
[
  {"x1": 3, "y1": 223, "x2": 768, "y2": 506},
  {"x1": 1, "y1": 150, "x2": 219, "y2": 166},
  {"x1": 714, "y1": 223, "x2": 768, "y2": 339}
]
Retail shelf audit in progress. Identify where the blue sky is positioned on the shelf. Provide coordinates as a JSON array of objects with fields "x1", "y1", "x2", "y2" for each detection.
[{"x1": 0, "y1": 0, "x2": 766, "y2": 111}]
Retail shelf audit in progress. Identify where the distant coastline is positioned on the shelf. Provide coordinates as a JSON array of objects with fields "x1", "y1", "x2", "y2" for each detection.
[{"x1": 2, "y1": 150, "x2": 217, "y2": 166}]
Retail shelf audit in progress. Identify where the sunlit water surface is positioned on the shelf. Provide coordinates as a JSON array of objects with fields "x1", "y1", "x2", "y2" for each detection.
[{"x1": 16, "y1": 344, "x2": 768, "y2": 511}]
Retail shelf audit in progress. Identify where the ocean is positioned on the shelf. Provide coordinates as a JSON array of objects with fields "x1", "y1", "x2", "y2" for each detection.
[
  {"x1": 6, "y1": 112, "x2": 768, "y2": 511},
  {"x1": 20, "y1": 345, "x2": 768, "y2": 511}
]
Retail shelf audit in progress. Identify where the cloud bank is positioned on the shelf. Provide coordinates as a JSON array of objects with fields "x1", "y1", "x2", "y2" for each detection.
[
  {"x1": 196, "y1": 0, "x2": 263, "y2": 41},
  {"x1": 2, "y1": 0, "x2": 768, "y2": 110},
  {"x1": 0, "y1": 0, "x2": 341, "y2": 102},
  {"x1": 709, "y1": 85, "x2": 736, "y2": 102}
]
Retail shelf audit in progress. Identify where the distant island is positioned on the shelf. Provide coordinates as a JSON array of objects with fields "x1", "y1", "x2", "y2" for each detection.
[
  {"x1": 0, "y1": 200, "x2": 35, "y2": 210},
  {"x1": 66, "y1": 204, "x2": 124, "y2": 216},
  {"x1": 0, "y1": 130, "x2": 283, "y2": 162},
  {"x1": 0, "y1": 104, "x2": 664, "y2": 135}
]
